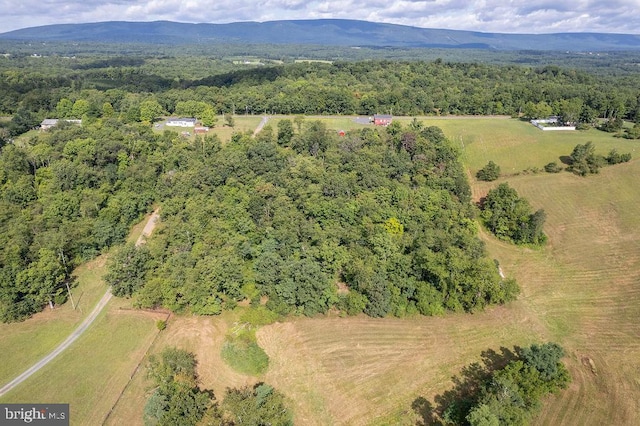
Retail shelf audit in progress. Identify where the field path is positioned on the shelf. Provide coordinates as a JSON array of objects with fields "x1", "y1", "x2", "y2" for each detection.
[
  {"x1": 0, "y1": 209, "x2": 160, "y2": 398},
  {"x1": 0, "y1": 290, "x2": 113, "y2": 397},
  {"x1": 253, "y1": 116, "x2": 269, "y2": 136}
]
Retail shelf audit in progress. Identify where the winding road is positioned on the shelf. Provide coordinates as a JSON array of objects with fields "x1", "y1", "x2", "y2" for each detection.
[{"x1": 0, "y1": 210, "x2": 160, "y2": 398}]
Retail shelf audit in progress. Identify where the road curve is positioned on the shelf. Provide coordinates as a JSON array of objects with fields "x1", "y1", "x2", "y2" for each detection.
[{"x1": 0, "y1": 289, "x2": 113, "y2": 397}]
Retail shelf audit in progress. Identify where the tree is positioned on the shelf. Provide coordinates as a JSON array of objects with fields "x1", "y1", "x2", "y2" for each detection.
[
  {"x1": 568, "y1": 142, "x2": 605, "y2": 176},
  {"x1": 105, "y1": 243, "x2": 151, "y2": 297},
  {"x1": 437, "y1": 343, "x2": 569, "y2": 426},
  {"x1": 144, "y1": 348, "x2": 213, "y2": 426},
  {"x1": 71, "y1": 99, "x2": 90, "y2": 118},
  {"x1": 476, "y1": 161, "x2": 501, "y2": 181},
  {"x1": 481, "y1": 183, "x2": 546, "y2": 245},
  {"x1": 199, "y1": 107, "x2": 217, "y2": 127},
  {"x1": 221, "y1": 383, "x2": 293, "y2": 426},
  {"x1": 224, "y1": 113, "x2": 235, "y2": 127},
  {"x1": 56, "y1": 98, "x2": 73, "y2": 118},
  {"x1": 140, "y1": 99, "x2": 164, "y2": 122},
  {"x1": 277, "y1": 119, "x2": 294, "y2": 146}
]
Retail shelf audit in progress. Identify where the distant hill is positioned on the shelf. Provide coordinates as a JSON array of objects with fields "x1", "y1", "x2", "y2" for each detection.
[{"x1": 2, "y1": 19, "x2": 640, "y2": 51}]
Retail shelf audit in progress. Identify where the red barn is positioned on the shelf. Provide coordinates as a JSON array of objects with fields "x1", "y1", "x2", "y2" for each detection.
[{"x1": 373, "y1": 114, "x2": 392, "y2": 126}]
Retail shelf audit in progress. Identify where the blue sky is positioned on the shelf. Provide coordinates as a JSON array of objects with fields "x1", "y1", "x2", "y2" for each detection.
[{"x1": 1, "y1": 0, "x2": 639, "y2": 34}]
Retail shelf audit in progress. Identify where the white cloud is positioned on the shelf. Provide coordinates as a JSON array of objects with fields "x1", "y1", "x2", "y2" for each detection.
[{"x1": 0, "y1": 0, "x2": 639, "y2": 34}]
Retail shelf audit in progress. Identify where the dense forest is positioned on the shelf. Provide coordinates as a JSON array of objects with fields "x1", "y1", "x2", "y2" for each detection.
[
  {"x1": 2, "y1": 55, "x2": 640, "y2": 132},
  {"x1": 0, "y1": 108, "x2": 519, "y2": 321},
  {"x1": 1, "y1": 51, "x2": 639, "y2": 321}
]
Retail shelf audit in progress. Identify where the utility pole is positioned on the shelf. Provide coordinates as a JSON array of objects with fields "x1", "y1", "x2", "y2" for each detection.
[{"x1": 59, "y1": 248, "x2": 76, "y2": 310}]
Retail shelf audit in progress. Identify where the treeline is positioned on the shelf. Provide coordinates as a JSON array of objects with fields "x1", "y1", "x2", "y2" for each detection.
[
  {"x1": 0, "y1": 120, "x2": 162, "y2": 321},
  {"x1": 118, "y1": 119, "x2": 518, "y2": 317},
  {"x1": 2, "y1": 59, "x2": 640, "y2": 128}
]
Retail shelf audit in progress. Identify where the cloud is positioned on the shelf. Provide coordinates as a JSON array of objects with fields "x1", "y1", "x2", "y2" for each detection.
[{"x1": 0, "y1": 0, "x2": 639, "y2": 34}]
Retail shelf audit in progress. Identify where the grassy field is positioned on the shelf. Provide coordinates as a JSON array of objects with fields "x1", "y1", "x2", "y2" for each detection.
[
  {"x1": 0, "y1": 299, "x2": 164, "y2": 425},
  {"x1": 106, "y1": 117, "x2": 639, "y2": 425},
  {"x1": 0, "y1": 255, "x2": 108, "y2": 386},
  {"x1": 5, "y1": 117, "x2": 638, "y2": 425},
  {"x1": 251, "y1": 118, "x2": 640, "y2": 424}
]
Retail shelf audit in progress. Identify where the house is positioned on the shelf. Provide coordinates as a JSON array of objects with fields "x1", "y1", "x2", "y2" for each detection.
[
  {"x1": 166, "y1": 117, "x2": 196, "y2": 127},
  {"x1": 373, "y1": 114, "x2": 392, "y2": 126},
  {"x1": 40, "y1": 119, "x2": 59, "y2": 130},
  {"x1": 40, "y1": 119, "x2": 82, "y2": 131}
]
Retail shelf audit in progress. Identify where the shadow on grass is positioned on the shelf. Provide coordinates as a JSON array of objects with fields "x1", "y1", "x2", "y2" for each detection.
[{"x1": 412, "y1": 346, "x2": 518, "y2": 425}]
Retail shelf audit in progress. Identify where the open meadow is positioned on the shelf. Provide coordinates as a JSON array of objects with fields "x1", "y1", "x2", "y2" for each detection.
[
  {"x1": 107, "y1": 118, "x2": 639, "y2": 425},
  {"x1": 2, "y1": 118, "x2": 638, "y2": 425}
]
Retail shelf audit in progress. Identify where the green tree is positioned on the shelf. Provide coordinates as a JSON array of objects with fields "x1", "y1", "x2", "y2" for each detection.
[
  {"x1": 144, "y1": 348, "x2": 213, "y2": 426},
  {"x1": 277, "y1": 119, "x2": 294, "y2": 146},
  {"x1": 481, "y1": 183, "x2": 546, "y2": 245},
  {"x1": 200, "y1": 107, "x2": 217, "y2": 127},
  {"x1": 476, "y1": 161, "x2": 501, "y2": 181},
  {"x1": 71, "y1": 99, "x2": 90, "y2": 118},
  {"x1": 56, "y1": 98, "x2": 73, "y2": 118},
  {"x1": 221, "y1": 383, "x2": 293, "y2": 426},
  {"x1": 105, "y1": 243, "x2": 151, "y2": 297},
  {"x1": 568, "y1": 142, "x2": 605, "y2": 176},
  {"x1": 140, "y1": 99, "x2": 164, "y2": 122}
]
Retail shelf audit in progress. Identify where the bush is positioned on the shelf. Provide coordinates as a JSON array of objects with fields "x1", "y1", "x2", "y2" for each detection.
[
  {"x1": 606, "y1": 149, "x2": 632, "y2": 165},
  {"x1": 544, "y1": 162, "x2": 563, "y2": 173},
  {"x1": 476, "y1": 161, "x2": 501, "y2": 181},
  {"x1": 156, "y1": 319, "x2": 167, "y2": 330},
  {"x1": 221, "y1": 336, "x2": 269, "y2": 376}
]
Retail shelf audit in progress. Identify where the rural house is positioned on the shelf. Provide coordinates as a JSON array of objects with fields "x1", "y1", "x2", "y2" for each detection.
[
  {"x1": 373, "y1": 114, "x2": 392, "y2": 126},
  {"x1": 40, "y1": 118, "x2": 82, "y2": 131},
  {"x1": 166, "y1": 117, "x2": 197, "y2": 127}
]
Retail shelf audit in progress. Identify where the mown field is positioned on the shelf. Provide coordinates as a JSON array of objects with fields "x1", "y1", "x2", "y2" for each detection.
[
  {"x1": 0, "y1": 254, "x2": 108, "y2": 386},
  {"x1": 2, "y1": 118, "x2": 638, "y2": 425}
]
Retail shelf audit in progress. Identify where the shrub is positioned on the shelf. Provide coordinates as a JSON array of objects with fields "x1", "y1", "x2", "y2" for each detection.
[
  {"x1": 476, "y1": 161, "x2": 501, "y2": 181},
  {"x1": 544, "y1": 162, "x2": 563, "y2": 173}
]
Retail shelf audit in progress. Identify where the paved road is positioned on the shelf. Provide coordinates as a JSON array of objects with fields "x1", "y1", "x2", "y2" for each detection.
[
  {"x1": 0, "y1": 289, "x2": 113, "y2": 397},
  {"x1": 0, "y1": 210, "x2": 160, "y2": 398}
]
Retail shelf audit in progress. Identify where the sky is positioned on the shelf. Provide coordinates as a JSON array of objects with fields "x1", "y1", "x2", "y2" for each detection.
[{"x1": 1, "y1": 0, "x2": 640, "y2": 35}]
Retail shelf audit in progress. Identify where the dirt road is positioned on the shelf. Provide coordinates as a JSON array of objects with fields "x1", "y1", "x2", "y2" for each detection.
[{"x1": 0, "y1": 209, "x2": 160, "y2": 398}]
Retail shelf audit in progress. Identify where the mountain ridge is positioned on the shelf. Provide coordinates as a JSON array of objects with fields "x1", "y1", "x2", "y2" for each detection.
[{"x1": 2, "y1": 19, "x2": 640, "y2": 51}]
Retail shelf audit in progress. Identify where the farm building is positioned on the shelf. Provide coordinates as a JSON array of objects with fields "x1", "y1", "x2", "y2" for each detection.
[
  {"x1": 194, "y1": 126, "x2": 209, "y2": 134},
  {"x1": 40, "y1": 119, "x2": 82, "y2": 131},
  {"x1": 166, "y1": 117, "x2": 196, "y2": 127},
  {"x1": 373, "y1": 114, "x2": 392, "y2": 126},
  {"x1": 531, "y1": 116, "x2": 575, "y2": 131}
]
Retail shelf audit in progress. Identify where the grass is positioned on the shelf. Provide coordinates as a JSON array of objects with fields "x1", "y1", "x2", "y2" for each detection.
[
  {"x1": 208, "y1": 115, "x2": 263, "y2": 143},
  {"x1": 419, "y1": 117, "x2": 638, "y2": 175},
  {"x1": 221, "y1": 336, "x2": 270, "y2": 376},
  {"x1": 247, "y1": 117, "x2": 640, "y2": 424},
  {"x1": 0, "y1": 299, "x2": 162, "y2": 425},
  {"x1": 0, "y1": 255, "x2": 108, "y2": 385},
  {"x1": 5, "y1": 117, "x2": 638, "y2": 424}
]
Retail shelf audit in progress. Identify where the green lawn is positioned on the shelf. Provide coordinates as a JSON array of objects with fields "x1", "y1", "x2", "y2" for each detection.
[
  {"x1": 0, "y1": 211, "x2": 156, "y2": 388},
  {"x1": 0, "y1": 299, "x2": 161, "y2": 426},
  {"x1": 418, "y1": 117, "x2": 638, "y2": 175}
]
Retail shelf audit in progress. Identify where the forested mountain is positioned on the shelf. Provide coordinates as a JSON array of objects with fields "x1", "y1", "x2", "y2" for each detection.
[{"x1": 2, "y1": 19, "x2": 640, "y2": 51}]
